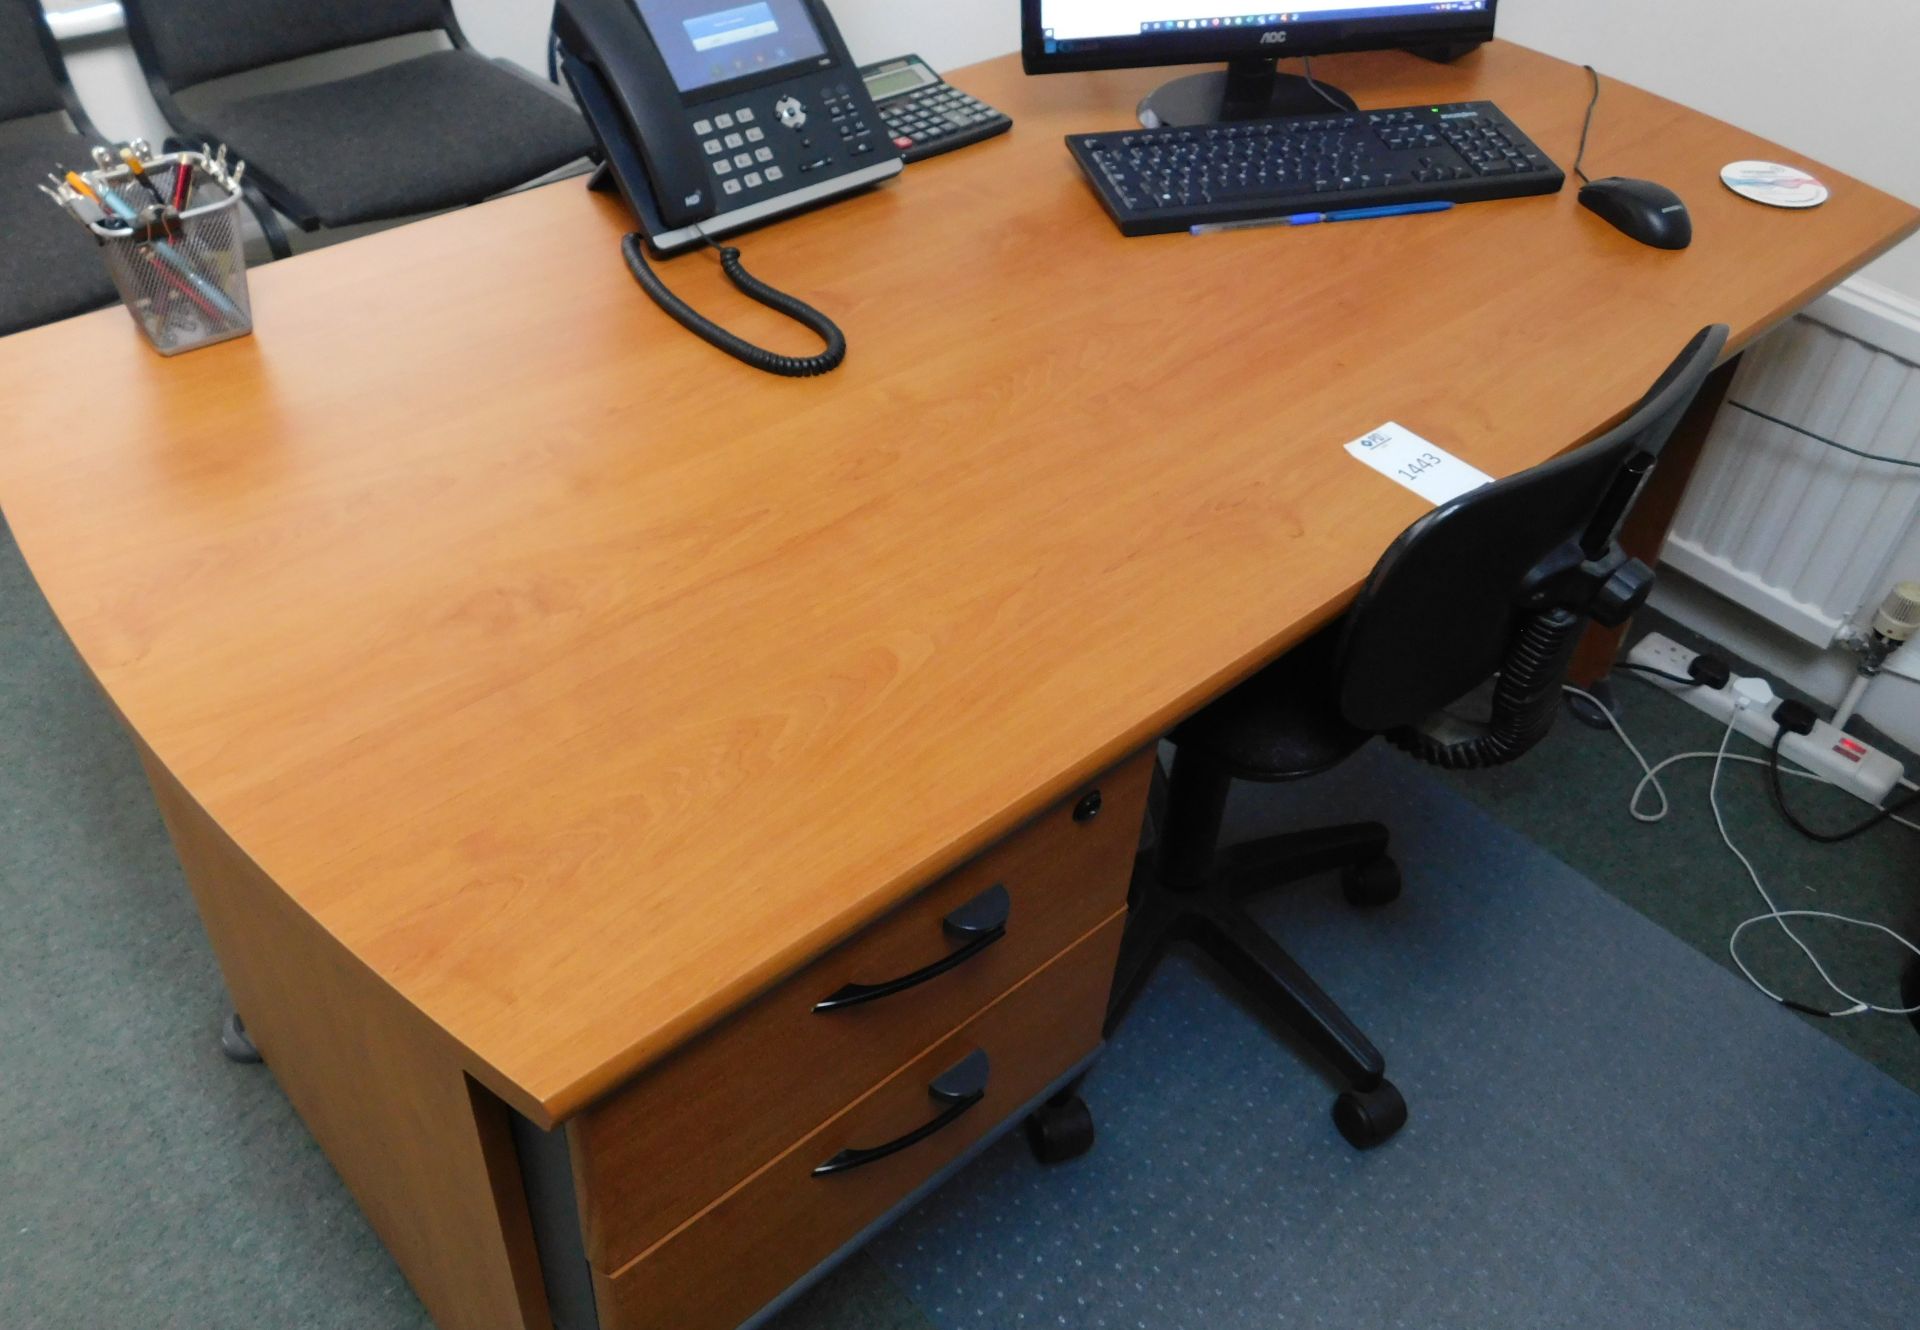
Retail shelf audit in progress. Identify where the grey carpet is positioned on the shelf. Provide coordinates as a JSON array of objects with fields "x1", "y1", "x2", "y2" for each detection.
[{"x1": 867, "y1": 746, "x2": 1920, "y2": 1328}]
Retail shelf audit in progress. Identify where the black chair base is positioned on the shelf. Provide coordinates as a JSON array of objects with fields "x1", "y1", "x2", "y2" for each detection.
[{"x1": 1110, "y1": 752, "x2": 1409, "y2": 1149}]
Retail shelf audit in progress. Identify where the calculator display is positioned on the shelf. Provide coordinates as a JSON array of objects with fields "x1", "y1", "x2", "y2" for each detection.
[{"x1": 865, "y1": 65, "x2": 936, "y2": 99}]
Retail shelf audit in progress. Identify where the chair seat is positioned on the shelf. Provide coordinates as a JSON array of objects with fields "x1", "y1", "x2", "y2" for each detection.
[
  {"x1": 187, "y1": 50, "x2": 595, "y2": 229},
  {"x1": 0, "y1": 129, "x2": 121, "y2": 338},
  {"x1": 1172, "y1": 622, "x2": 1371, "y2": 781}
]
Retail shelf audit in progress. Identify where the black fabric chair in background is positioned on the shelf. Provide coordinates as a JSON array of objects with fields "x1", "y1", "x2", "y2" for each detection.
[
  {"x1": 1108, "y1": 325, "x2": 1731, "y2": 1151},
  {"x1": 0, "y1": 0, "x2": 119, "y2": 337},
  {"x1": 120, "y1": 0, "x2": 594, "y2": 252}
]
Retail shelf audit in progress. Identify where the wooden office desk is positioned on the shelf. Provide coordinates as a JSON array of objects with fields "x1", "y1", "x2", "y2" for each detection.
[{"x1": 2, "y1": 40, "x2": 1914, "y2": 1330}]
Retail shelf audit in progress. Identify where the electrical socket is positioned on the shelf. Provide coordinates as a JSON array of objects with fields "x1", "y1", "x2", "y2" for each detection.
[{"x1": 1624, "y1": 633, "x2": 1906, "y2": 805}]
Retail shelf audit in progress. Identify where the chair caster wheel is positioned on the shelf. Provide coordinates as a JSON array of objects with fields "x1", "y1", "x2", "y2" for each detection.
[
  {"x1": 221, "y1": 1012, "x2": 263, "y2": 1065},
  {"x1": 1333, "y1": 1079, "x2": 1406, "y2": 1149},
  {"x1": 1025, "y1": 1094, "x2": 1095, "y2": 1164},
  {"x1": 1341, "y1": 857, "x2": 1401, "y2": 908}
]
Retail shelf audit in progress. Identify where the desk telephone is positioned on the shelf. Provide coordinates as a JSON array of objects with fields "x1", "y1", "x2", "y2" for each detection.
[{"x1": 553, "y1": 0, "x2": 903, "y2": 376}]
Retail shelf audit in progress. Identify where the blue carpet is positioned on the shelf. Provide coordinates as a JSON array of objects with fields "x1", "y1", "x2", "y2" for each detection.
[{"x1": 868, "y1": 746, "x2": 1920, "y2": 1329}]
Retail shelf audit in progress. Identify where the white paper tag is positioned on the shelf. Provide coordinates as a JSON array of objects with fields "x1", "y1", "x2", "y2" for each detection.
[{"x1": 1344, "y1": 422, "x2": 1493, "y2": 506}]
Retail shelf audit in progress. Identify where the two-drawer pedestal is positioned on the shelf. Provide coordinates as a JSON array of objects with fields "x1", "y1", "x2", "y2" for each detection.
[{"x1": 512, "y1": 750, "x2": 1154, "y2": 1329}]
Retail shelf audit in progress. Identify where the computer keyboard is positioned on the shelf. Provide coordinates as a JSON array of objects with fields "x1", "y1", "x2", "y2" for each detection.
[{"x1": 1068, "y1": 101, "x2": 1565, "y2": 236}]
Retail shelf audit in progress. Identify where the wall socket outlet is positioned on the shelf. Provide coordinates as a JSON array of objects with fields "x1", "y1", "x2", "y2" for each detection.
[{"x1": 1625, "y1": 633, "x2": 1906, "y2": 806}]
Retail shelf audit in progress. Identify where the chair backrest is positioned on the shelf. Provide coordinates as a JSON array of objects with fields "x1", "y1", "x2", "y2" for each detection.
[
  {"x1": 0, "y1": 0, "x2": 71, "y2": 123},
  {"x1": 123, "y1": 0, "x2": 451, "y2": 90},
  {"x1": 1335, "y1": 324, "x2": 1731, "y2": 733}
]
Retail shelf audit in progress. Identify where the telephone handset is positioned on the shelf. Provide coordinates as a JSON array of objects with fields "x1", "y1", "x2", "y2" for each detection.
[{"x1": 553, "y1": 0, "x2": 903, "y2": 376}]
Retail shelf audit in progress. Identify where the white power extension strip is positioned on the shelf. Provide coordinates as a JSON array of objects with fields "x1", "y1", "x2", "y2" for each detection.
[{"x1": 1625, "y1": 633, "x2": 1907, "y2": 806}]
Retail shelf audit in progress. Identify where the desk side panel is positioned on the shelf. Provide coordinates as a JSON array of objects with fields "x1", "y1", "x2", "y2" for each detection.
[{"x1": 136, "y1": 743, "x2": 554, "y2": 1330}]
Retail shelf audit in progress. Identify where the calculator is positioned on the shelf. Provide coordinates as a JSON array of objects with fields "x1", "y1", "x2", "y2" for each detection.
[{"x1": 859, "y1": 56, "x2": 1012, "y2": 165}]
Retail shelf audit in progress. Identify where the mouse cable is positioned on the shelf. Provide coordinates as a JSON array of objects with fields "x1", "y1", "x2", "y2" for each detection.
[
  {"x1": 1571, "y1": 64, "x2": 1600, "y2": 184},
  {"x1": 620, "y1": 230, "x2": 847, "y2": 378},
  {"x1": 1727, "y1": 400, "x2": 1920, "y2": 470}
]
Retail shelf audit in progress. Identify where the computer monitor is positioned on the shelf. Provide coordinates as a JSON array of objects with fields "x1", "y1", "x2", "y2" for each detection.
[{"x1": 1021, "y1": 2, "x2": 1498, "y2": 126}]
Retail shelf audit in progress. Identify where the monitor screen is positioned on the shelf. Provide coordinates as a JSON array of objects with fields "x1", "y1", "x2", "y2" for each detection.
[
  {"x1": 1027, "y1": 1, "x2": 1492, "y2": 67},
  {"x1": 632, "y1": 0, "x2": 828, "y2": 95}
]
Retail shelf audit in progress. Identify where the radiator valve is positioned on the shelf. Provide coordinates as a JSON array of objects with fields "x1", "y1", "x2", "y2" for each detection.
[{"x1": 1844, "y1": 579, "x2": 1920, "y2": 676}]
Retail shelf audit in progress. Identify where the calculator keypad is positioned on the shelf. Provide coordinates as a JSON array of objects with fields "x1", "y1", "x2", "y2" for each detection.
[{"x1": 877, "y1": 83, "x2": 1009, "y2": 160}]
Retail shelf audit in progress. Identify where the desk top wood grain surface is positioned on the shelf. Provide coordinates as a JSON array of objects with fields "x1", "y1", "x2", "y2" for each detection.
[{"x1": 2, "y1": 43, "x2": 1913, "y2": 1125}]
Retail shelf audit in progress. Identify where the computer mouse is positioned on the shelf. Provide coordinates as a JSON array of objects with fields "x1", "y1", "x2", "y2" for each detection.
[{"x1": 1579, "y1": 177, "x2": 1693, "y2": 250}]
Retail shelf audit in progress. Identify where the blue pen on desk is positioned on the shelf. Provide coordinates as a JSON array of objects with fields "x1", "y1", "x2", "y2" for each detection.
[{"x1": 1191, "y1": 201, "x2": 1453, "y2": 235}]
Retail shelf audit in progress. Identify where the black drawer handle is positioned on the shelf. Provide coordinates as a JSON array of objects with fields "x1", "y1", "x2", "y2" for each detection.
[
  {"x1": 813, "y1": 884, "x2": 1010, "y2": 1014},
  {"x1": 812, "y1": 1050, "x2": 990, "y2": 1177}
]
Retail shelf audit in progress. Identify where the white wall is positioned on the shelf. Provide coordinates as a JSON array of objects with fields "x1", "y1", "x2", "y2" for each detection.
[{"x1": 1493, "y1": 1, "x2": 1920, "y2": 299}]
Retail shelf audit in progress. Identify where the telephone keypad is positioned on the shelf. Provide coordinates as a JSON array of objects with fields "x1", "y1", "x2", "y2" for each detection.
[{"x1": 691, "y1": 76, "x2": 901, "y2": 206}]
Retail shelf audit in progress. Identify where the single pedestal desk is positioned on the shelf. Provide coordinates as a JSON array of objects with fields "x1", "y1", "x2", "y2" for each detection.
[{"x1": 1, "y1": 41, "x2": 1914, "y2": 1330}]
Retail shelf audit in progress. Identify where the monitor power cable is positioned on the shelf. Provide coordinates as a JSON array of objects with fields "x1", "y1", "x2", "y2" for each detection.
[
  {"x1": 1300, "y1": 57, "x2": 1352, "y2": 113},
  {"x1": 621, "y1": 230, "x2": 847, "y2": 377},
  {"x1": 1565, "y1": 679, "x2": 1920, "y2": 1019}
]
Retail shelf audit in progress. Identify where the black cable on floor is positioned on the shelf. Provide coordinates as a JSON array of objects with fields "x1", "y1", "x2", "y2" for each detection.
[{"x1": 1767, "y1": 727, "x2": 1920, "y2": 843}]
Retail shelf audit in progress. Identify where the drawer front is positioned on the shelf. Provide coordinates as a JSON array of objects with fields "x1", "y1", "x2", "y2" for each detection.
[
  {"x1": 571, "y1": 750, "x2": 1150, "y2": 1268},
  {"x1": 592, "y1": 911, "x2": 1123, "y2": 1330}
]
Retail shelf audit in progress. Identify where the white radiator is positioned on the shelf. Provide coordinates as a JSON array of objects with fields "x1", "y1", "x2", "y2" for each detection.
[{"x1": 1663, "y1": 280, "x2": 1920, "y2": 648}]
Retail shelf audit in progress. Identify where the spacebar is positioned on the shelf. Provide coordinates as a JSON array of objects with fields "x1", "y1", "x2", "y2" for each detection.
[{"x1": 1204, "y1": 184, "x2": 1317, "y2": 207}]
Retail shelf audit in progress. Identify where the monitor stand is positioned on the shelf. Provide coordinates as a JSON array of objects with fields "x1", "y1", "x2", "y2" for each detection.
[{"x1": 1138, "y1": 57, "x2": 1357, "y2": 128}]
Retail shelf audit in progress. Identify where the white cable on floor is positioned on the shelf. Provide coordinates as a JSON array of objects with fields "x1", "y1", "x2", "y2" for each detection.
[
  {"x1": 1562, "y1": 686, "x2": 1920, "y2": 833},
  {"x1": 1565, "y1": 685, "x2": 1920, "y2": 1018}
]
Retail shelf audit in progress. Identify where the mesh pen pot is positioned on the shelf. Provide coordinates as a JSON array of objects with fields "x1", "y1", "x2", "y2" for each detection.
[{"x1": 89, "y1": 151, "x2": 253, "y2": 356}]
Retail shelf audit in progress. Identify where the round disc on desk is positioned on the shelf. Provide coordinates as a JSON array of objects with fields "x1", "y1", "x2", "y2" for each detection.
[{"x1": 1721, "y1": 160, "x2": 1830, "y2": 209}]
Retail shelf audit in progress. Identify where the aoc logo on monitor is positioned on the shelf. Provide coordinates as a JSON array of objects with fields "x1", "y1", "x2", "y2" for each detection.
[{"x1": 1260, "y1": 30, "x2": 1289, "y2": 45}]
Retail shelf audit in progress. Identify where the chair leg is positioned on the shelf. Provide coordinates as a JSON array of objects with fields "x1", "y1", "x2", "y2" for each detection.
[
  {"x1": 1218, "y1": 822, "x2": 1391, "y2": 899},
  {"x1": 1189, "y1": 901, "x2": 1386, "y2": 1092},
  {"x1": 1155, "y1": 749, "x2": 1231, "y2": 890}
]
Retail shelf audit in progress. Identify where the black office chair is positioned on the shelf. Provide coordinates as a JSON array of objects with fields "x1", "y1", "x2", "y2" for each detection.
[
  {"x1": 1110, "y1": 325, "x2": 1731, "y2": 1150},
  {"x1": 0, "y1": 0, "x2": 120, "y2": 337},
  {"x1": 120, "y1": 1, "x2": 594, "y2": 253}
]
